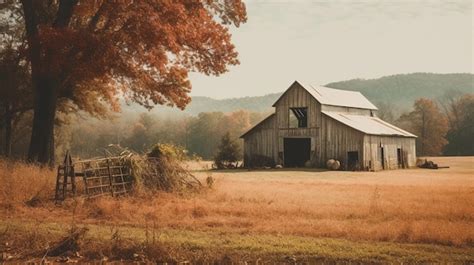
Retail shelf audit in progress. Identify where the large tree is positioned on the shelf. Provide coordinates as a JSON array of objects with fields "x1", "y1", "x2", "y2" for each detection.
[
  {"x1": 398, "y1": 98, "x2": 448, "y2": 156},
  {"x1": 19, "y1": 0, "x2": 247, "y2": 164},
  {"x1": 442, "y1": 94, "x2": 474, "y2": 155}
]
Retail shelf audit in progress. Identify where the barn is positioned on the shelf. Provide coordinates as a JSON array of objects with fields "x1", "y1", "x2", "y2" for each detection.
[{"x1": 240, "y1": 81, "x2": 417, "y2": 171}]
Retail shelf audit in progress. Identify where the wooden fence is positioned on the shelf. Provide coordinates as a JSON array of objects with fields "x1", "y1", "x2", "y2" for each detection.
[{"x1": 55, "y1": 152, "x2": 133, "y2": 202}]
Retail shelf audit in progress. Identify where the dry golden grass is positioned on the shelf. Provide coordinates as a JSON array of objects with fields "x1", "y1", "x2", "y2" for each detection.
[
  {"x1": 1, "y1": 156, "x2": 473, "y2": 248},
  {"x1": 0, "y1": 159, "x2": 55, "y2": 209}
]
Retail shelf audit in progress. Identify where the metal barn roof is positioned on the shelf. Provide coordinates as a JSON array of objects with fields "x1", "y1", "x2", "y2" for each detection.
[
  {"x1": 322, "y1": 111, "x2": 416, "y2": 137},
  {"x1": 305, "y1": 83, "x2": 378, "y2": 110},
  {"x1": 273, "y1": 81, "x2": 378, "y2": 110}
]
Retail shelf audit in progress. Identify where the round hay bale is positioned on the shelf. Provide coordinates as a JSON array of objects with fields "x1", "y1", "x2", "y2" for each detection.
[
  {"x1": 416, "y1": 158, "x2": 426, "y2": 167},
  {"x1": 326, "y1": 159, "x2": 335, "y2": 168},
  {"x1": 326, "y1": 159, "x2": 340, "y2": 170}
]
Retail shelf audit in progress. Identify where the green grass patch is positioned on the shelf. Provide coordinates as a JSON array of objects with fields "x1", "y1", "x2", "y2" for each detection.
[{"x1": 1, "y1": 219, "x2": 473, "y2": 263}]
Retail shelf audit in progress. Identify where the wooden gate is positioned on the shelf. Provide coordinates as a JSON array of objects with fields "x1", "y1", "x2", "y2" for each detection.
[{"x1": 55, "y1": 153, "x2": 133, "y2": 202}]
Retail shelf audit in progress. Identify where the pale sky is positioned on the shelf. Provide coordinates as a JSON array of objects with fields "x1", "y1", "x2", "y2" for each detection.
[{"x1": 188, "y1": 0, "x2": 473, "y2": 99}]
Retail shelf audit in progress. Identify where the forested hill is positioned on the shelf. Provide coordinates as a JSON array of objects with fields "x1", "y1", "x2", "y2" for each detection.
[
  {"x1": 143, "y1": 73, "x2": 473, "y2": 115},
  {"x1": 185, "y1": 94, "x2": 281, "y2": 114},
  {"x1": 325, "y1": 73, "x2": 473, "y2": 109},
  {"x1": 143, "y1": 93, "x2": 280, "y2": 115}
]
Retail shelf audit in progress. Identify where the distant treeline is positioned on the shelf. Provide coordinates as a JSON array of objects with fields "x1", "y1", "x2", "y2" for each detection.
[
  {"x1": 326, "y1": 73, "x2": 474, "y2": 111},
  {"x1": 1, "y1": 91, "x2": 472, "y2": 161},
  {"x1": 397, "y1": 94, "x2": 473, "y2": 156},
  {"x1": 138, "y1": 73, "x2": 474, "y2": 116},
  {"x1": 61, "y1": 110, "x2": 268, "y2": 160},
  {"x1": 63, "y1": 91, "x2": 474, "y2": 159}
]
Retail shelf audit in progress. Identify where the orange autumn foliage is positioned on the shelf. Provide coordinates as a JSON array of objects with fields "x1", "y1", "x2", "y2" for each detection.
[
  {"x1": 31, "y1": 0, "x2": 247, "y2": 116},
  {"x1": 20, "y1": 0, "x2": 246, "y2": 163},
  {"x1": 398, "y1": 98, "x2": 449, "y2": 156}
]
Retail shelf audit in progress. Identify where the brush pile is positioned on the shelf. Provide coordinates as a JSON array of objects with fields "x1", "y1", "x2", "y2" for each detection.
[
  {"x1": 108, "y1": 144, "x2": 202, "y2": 193},
  {"x1": 417, "y1": 158, "x2": 450, "y2": 170}
]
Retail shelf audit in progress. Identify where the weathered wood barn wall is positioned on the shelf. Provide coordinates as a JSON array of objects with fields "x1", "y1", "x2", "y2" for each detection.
[
  {"x1": 242, "y1": 114, "x2": 277, "y2": 168},
  {"x1": 363, "y1": 136, "x2": 416, "y2": 170},
  {"x1": 273, "y1": 83, "x2": 320, "y2": 166},
  {"x1": 319, "y1": 114, "x2": 365, "y2": 167},
  {"x1": 241, "y1": 81, "x2": 417, "y2": 171}
]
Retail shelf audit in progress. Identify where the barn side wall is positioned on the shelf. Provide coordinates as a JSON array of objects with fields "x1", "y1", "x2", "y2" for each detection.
[
  {"x1": 363, "y1": 135, "x2": 417, "y2": 171},
  {"x1": 243, "y1": 115, "x2": 277, "y2": 167},
  {"x1": 320, "y1": 114, "x2": 365, "y2": 169}
]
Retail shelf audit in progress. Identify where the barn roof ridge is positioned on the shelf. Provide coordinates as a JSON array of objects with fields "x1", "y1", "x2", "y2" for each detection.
[{"x1": 272, "y1": 80, "x2": 378, "y2": 110}]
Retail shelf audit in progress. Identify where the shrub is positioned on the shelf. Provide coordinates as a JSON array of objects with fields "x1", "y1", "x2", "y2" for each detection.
[
  {"x1": 107, "y1": 145, "x2": 201, "y2": 193},
  {"x1": 244, "y1": 154, "x2": 275, "y2": 168},
  {"x1": 214, "y1": 132, "x2": 241, "y2": 169},
  {"x1": 148, "y1": 143, "x2": 188, "y2": 161}
]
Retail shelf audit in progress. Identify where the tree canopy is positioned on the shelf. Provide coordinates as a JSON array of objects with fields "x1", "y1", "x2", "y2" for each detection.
[
  {"x1": 443, "y1": 94, "x2": 474, "y2": 155},
  {"x1": 23, "y1": 0, "x2": 247, "y2": 114},
  {"x1": 17, "y1": 0, "x2": 247, "y2": 163},
  {"x1": 398, "y1": 98, "x2": 448, "y2": 156}
]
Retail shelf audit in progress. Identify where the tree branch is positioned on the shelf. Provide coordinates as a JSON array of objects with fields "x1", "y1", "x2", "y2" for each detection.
[
  {"x1": 53, "y1": 0, "x2": 78, "y2": 28},
  {"x1": 21, "y1": 0, "x2": 38, "y2": 39}
]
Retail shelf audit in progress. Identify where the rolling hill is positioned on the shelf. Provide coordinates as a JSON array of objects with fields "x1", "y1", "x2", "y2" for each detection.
[
  {"x1": 326, "y1": 73, "x2": 473, "y2": 109},
  {"x1": 135, "y1": 73, "x2": 473, "y2": 116}
]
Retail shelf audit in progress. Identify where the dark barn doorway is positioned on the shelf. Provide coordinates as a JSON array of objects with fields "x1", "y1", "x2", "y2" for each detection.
[
  {"x1": 347, "y1": 151, "x2": 359, "y2": 170},
  {"x1": 397, "y1": 148, "x2": 403, "y2": 168},
  {"x1": 380, "y1": 146, "x2": 385, "y2": 169},
  {"x1": 284, "y1": 138, "x2": 311, "y2": 167}
]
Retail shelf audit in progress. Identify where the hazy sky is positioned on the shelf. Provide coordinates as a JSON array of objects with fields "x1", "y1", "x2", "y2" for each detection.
[{"x1": 188, "y1": 0, "x2": 473, "y2": 99}]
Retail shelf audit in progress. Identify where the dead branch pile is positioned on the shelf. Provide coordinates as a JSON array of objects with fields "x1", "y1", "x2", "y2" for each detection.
[
  {"x1": 47, "y1": 227, "x2": 88, "y2": 257},
  {"x1": 109, "y1": 145, "x2": 202, "y2": 193},
  {"x1": 417, "y1": 159, "x2": 450, "y2": 169}
]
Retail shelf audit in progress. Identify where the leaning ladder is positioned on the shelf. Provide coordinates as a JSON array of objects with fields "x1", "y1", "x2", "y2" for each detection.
[{"x1": 55, "y1": 151, "x2": 76, "y2": 202}]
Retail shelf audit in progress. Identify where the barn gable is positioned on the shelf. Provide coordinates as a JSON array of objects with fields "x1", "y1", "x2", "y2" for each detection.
[{"x1": 272, "y1": 81, "x2": 321, "y2": 130}]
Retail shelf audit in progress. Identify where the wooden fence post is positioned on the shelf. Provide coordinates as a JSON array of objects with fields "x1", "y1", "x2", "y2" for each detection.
[{"x1": 105, "y1": 152, "x2": 114, "y2": 197}]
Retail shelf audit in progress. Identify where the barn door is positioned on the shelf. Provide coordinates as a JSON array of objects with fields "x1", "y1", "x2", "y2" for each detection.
[
  {"x1": 347, "y1": 151, "x2": 359, "y2": 171},
  {"x1": 380, "y1": 146, "x2": 385, "y2": 170},
  {"x1": 283, "y1": 138, "x2": 311, "y2": 167},
  {"x1": 397, "y1": 148, "x2": 403, "y2": 168}
]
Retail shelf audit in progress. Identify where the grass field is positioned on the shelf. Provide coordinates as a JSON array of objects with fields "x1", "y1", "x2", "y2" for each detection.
[{"x1": 0, "y1": 156, "x2": 473, "y2": 263}]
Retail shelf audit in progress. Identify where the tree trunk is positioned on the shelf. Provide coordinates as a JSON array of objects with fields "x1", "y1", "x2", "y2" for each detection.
[
  {"x1": 49, "y1": 124, "x2": 55, "y2": 165},
  {"x1": 28, "y1": 78, "x2": 58, "y2": 166},
  {"x1": 3, "y1": 104, "x2": 13, "y2": 157},
  {"x1": 22, "y1": 0, "x2": 77, "y2": 165}
]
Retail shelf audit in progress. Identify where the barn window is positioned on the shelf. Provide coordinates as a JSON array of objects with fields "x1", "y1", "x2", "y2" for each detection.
[{"x1": 289, "y1": 107, "x2": 308, "y2": 128}]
